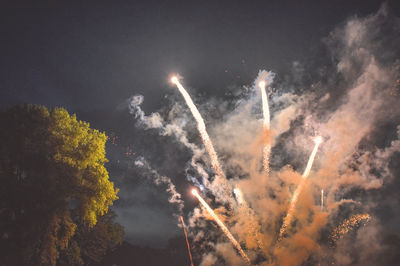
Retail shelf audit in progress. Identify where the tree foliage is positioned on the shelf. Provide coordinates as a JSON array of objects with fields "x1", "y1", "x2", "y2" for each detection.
[
  {"x1": 0, "y1": 105, "x2": 119, "y2": 265},
  {"x1": 58, "y1": 211, "x2": 124, "y2": 266}
]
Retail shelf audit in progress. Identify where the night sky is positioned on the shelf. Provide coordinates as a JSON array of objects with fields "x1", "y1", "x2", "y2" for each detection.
[
  {"x1": 2, "y1": 1, "x2": 400, "y2": 264},
  {"x1": 2, "y1": 0, "x2": 399, "y2": 111}
]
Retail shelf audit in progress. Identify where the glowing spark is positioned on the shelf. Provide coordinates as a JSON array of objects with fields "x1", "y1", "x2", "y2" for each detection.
[
  {"x1": 259, "y1": 80, "x2": 271, "y2": 175},
  {"x1": 330, "y1": 214, "x2": 371, "y2": 244},
  {"x1": 233, "y1": 187, "x2": 244, "y2": 205},
  {"x1": 278, "y1": 137, "x2": 323, "y2": 241},
  {"x1": 180, "y1": 216, "x2": 194, "y2": 266},
  {"x1": 192, "y1": 189, "x2": 251, "y2": 264},
  {"x1": 172, "y1": 76, "x2": 231, "y2": 202},
  {"x1": 171, "y1": 76, "x2": 179, "y2": 84}
]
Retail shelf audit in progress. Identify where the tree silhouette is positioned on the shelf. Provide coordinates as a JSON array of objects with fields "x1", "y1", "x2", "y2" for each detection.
[{"x1": 0, "y1": 105, "x2": 120, "y2": 265}]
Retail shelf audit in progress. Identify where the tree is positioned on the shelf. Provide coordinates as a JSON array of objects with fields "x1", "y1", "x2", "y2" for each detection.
[
  {"x1": 58, "y1": 211, "x2": 124, "y2": 266},
  {"x1": 0, "y1": 105, "x2": 119, "y2": 265}
]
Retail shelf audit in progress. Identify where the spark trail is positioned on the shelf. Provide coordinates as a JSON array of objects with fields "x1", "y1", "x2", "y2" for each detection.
[
  {"x1": 180, "y1": 216, "x2": 194, "y2": 266},
  {"x1": 233, "y1": 187, "x2": 264, "y2": 250},
  {"x1": 192, "y1": 189, "x2": 251, "y2": 264},
  {"x1": 259, "y1": 81, "x2": 271, "y2": 175},
  {"x1": 330, "y1": 214, "x2": 371, "y2": 244},
  {"x1": 171, "y1": 76, "x2": 231, "y2": 202},
  {"x1": 278, "y1": 136, "x2": 323, "y2": 241},
  {"x1": 321, "y1": 189, "x2": 324, "y2": 211}
]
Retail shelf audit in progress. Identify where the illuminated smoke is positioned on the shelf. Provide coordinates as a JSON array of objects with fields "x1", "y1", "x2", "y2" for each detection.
[
  {"x1": 259, "y1": 80, "x2": 271, "y2": 175},
  {"x1": 233, "y1": 187, "x2": 264, "y2": 250},
  {"x1": 191, "y1": 189, "x2": 251, "y2": 264},
  {"x1": 330, "y1": 214, "x2": 371, "y2": 244},
  {"x1": 180, "y1": 216, "x2": 194, "y2": 266},
  {"x1": 131, "y1": 12, "x2": 400, "y2": 262},
  {"x1": 171, "y1": 76, "x2": 232, "y2": 203},
  {"x1": 278, "y1": 136, "x2": 323, "y2": 240}
]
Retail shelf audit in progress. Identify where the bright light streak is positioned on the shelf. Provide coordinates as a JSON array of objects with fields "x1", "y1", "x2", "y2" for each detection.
[
  {"x1": 278, "y1": 136, "x2": 323, "y2": 241},
  {"x1": 259, "y1": 80, "x2": 271, "y2": 175},
  {"x1": 233, "y1": 187, "x2": 244, "y2": 205},
  {"x1": 172, "y1": 76, "x2": 231, "y2": 202},
  {"x1": 192, "y1": 190, "x2": 251, "y2": 264},
  {"x1": 321, "y1": 189, "x2": 324, "y2": 211},
  {"x1": 302, "y1": 136, "x2": 323, "y2": 179},
  {"x1": 259, "y1": 80, "x2": 270, "y2": 129}
]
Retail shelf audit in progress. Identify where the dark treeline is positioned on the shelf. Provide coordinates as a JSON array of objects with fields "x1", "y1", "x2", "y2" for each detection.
[{"x1": 0, "y1": 105, "x2": 122, "y2": 265}]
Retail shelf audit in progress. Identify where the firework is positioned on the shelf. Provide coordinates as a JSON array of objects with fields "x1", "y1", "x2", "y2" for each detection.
[
  {"x1": 278, "y1": 136, "x2": 323, "y2": 241},
  {"x1": 233, "y1": 187, "x2": 244, "y2": 205},
  {"x1": 171, "y1": 76, "x2": 231, "y2": 202},
  {"x1": 192, "y1": 189, "x2": 251, "y2": 264},
  {"x1": 330, "y1": 214, "x2": 371, "y2": 244},
  {"x1": 321, "y1": 189, "x2": 324, "y2": 211},
  {"x1": 302, "y1": 136, "x2": 323, "y2": 178},
  {"x1": 233, "y1": 187, "x2": 264, "y2": 250},
  {"x1": 143, "y1": 65, "x2": 387, "y2": 265},
  {"x1": 180, "y1": 216, "x2": 194, "y2": 266},
  {"x1": 259, "y1": 80, "x2": 271, "y2": 175}
]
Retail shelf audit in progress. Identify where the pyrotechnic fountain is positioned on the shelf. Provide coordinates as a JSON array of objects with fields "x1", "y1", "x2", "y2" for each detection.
[
  {"x1": 130, "y1": 69, "x2": 385, "y2": 265},
  {"x1": 172, "y1": 75, "x2": 325, "y2": 264}
]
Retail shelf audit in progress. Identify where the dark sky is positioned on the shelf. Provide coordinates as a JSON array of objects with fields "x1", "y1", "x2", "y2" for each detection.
[
  {"x1": 1, "y1": 0, "x2": 399, "y2": 111},
  {"x1": 1, "y1": 0, "x2": 400, "y2": 249}
]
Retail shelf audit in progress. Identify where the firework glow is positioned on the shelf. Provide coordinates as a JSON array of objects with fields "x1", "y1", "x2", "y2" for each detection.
[
  {"x1": 171, "y1": 76, "x2": 232, "y2": 203},
  {"x1": 277, "y1": 136, "x2": 323, "y2": 240},
  {"x1": 321, "y1": 189, "x2": 324, "y2": 211},
  {"x1": 233, "y1": 187, "x2": 244, "y2": 205},
  {"x1": 330, "y1": 214, "x2": 372, "y2": 244},
  {"x1": 259, "y1": 80, "x2": 271, "y2": 175},
  {"x1": 130, "y1": 19, "x2": 400, "y2": 263},
  {"x1": 191, "y1": 189, "x2": 251, "y2": 264},
  {"x1": 2, "y1": 2, "x2": 400, "y2": 266}
]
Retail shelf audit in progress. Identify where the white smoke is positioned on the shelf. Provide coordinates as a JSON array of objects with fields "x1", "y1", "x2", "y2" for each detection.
[{"x1": 134, "y1": 156, "x2": 184, "y2": 215}]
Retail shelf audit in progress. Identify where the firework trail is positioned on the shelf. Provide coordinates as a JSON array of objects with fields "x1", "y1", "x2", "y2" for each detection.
[
  {"x1": 192, "y1": 189, "x2": 251, "y2": 264},
  {"x1": 259, "y1": 80, "x2": 271, "y2": 175},
  {"x1": 278, "y1": 136, "x2": 323, "y2": 241},
  {"x1": 180, "y1": 216, "x2": 194, "y2": 266},
  {"x1": 330, "y1": 214, "x2": 371, "y2": 244},
  {"x1": 302, "y1": 136, "x2": 323, "y2": 178},
  {"x1": 321, "y1": 189, "x2": 324, "y2": 211},
  {"x1": 233, "y1": 187, "x2": 264, "y2": 250},
  {"x1": 171, "y1": 76, "x2": 232, "y2": 202}
]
